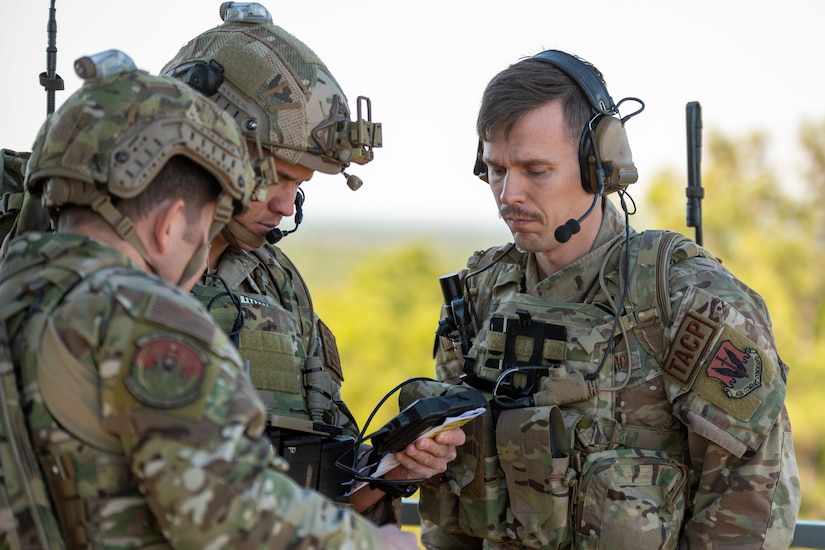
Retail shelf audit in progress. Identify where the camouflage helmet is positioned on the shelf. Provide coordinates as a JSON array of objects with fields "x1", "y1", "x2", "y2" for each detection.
[
  {"x1": 161, "y1": 2, "x2": 381, "y2": 188},
  {"x1": 26, "y1": 49, "x2": 253, "y2": 229}
]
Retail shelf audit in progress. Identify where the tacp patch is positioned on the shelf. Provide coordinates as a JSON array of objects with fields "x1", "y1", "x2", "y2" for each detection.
[
  {"x1": 124, "y1": 333, "x2": 207, "y2": 408},
  {"x1": 663, "y1": 311, "x2": 719, "y2": 387}
]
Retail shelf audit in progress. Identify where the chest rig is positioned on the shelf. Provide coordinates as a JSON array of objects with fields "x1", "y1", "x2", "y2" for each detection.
[
  {"x1": 458, "y1": 231, "x2": 701, "y2": 425},
  {"x1": 422, "y1": 231, "x2": 707, "y2": 548},
  {"x1": 193, "y1": 247, "x2": 353, "y2": 501}
]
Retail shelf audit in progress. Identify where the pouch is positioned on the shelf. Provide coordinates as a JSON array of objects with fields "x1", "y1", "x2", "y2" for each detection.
[
  {"x1": 574, "y1": 448, "x2": 688, "y2": 550},
  {"x1": 495, "y1": 405, "x2": 575, "y2": 549}
]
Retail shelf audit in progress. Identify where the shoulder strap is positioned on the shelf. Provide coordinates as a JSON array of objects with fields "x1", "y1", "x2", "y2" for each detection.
[
  {"x1": 627, "y1": 229, "x2": 712, "y2": 364},
  {"x1": 0, "y1": 316, "x2": 66, "y2": 549}
]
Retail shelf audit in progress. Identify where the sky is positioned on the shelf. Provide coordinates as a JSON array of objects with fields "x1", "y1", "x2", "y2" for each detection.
[{"x1": 2, "y1": 0, "x2": 823, "y2": 235}]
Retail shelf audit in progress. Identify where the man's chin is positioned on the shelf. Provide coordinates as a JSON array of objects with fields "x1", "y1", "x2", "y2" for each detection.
[{"x1": 512, "y1": 232, "x2": 550, "y2": 254}]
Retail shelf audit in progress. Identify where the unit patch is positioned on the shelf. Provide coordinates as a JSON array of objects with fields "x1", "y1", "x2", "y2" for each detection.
[
  {"x1": 125, "y1": 333, "x2": 207, "y2": 408},
  {"x1": 663, "y1": 311, "x2": 719, "y2": 386},
  {"x1": 707, "y1": 340, "x2": 763, "y2": 398}
]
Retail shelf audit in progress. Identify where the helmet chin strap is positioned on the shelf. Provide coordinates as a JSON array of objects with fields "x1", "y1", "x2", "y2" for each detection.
[
  {"x1": 85, "y1": 188, "x2": 161, "y2": 274},
  {"x1": 90, "y1": 187, "x2": 235, "y2": 287},
  {"x1": 179, "y1": 194, "x2": 238, "y2": 285},
  {"x1": 222, "y1": 218, "x2": 267, "y2": 250},
  {"x1": 177, "y1": 240, "x2": 210, "y2": 286}
]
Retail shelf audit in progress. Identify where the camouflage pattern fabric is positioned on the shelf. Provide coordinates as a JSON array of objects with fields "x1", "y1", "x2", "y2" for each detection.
[
  {"x1": 0, "y1": 149, "x2": 29, "y2": 240},
  {"x1": 420, "y1": 200, "x2": 801, "y2": 549},
  {"x1": 0, "y1": 311, "x2": 66, "y2": 549},
  {"x1": 0, "y1": 151, "x2": 52, "y2": 257},
  {"x1": 194, "y1": 242, "x2": 400, "y2": 525},
  {"x1": 0, "y1": 232, "x2": 394, "y2": 548}
]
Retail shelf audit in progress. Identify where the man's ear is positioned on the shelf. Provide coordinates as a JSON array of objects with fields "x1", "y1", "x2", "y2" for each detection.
[{"x1": 153, "y1": 198, "x2": 187, "y2": 255}]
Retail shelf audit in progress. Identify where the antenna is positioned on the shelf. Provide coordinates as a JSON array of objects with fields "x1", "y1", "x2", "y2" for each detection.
[
  {"x1": 39, "y1": 0, "x2": 65, "y2": 115},
  {"x1": 686, "y1": 101, "x2": 704, "y2": 246}
]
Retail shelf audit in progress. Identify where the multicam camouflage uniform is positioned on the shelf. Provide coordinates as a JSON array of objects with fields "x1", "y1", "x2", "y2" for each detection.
[
  {"x1": 418, "y1": 200, "x2": 800, "y2": 549},
  {"x1": 0, "y1": 52, "x2": 394, "y2": 548},
  {"x1": 0, "y1": 234, "x2": 392, "y2": 548},
  {"x1": 193, "y1": 244, "x2": 400, "y2": 524},
  {"x1": 166, "y1": 3, "x2": 393, "y2": 523}
]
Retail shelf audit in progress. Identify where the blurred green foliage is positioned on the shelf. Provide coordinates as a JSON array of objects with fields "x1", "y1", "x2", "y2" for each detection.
[{"x1": 281, "y1": 119, "x2": 825, "y2": 520}]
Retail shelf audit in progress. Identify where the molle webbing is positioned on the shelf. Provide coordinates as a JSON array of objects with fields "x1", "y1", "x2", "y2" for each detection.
[
  {"x1": 574, "y1": 415, "x2": 689, "y2": 456},
  {"x1": 243, "y1": 329, "x2": 303, "y2": 393}
]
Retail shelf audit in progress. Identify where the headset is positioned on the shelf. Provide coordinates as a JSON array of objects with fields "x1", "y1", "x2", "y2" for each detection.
[
  {"x1": 474, "y1": 49, "x2": 643, "y2": 195},
  {"x1": 473, "y1": 49, "x2": 644, "y2": 243}
]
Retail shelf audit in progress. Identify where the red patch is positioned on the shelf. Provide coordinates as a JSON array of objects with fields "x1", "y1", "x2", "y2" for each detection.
[
  {"x1": 125, "y1": 333, "x2": 207, "y2": 408},
  {"x1": 707, "y1": 340, "x2": 763, "y2": 398}
]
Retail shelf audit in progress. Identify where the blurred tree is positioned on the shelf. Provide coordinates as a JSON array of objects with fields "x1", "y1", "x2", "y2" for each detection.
[
  {"x1": 645, "y1": 125, "x2": 825, "y2": 519},
  {"x1": 310, "y1": 243, "x2": 454, "y2": 433}
]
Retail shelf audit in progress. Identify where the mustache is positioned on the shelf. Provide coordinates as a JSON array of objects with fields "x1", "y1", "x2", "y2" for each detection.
[{"x1": 499, "y1": 204, "x2": 542, "y2": 222}]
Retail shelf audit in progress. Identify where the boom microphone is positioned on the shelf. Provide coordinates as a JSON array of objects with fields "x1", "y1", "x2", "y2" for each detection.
[
  {"x1": 266, "y1": 188, "x2": 305, "y2": 244},
  {"x1": 554, "y1": 169, "x2": 604, "y2": 244}
]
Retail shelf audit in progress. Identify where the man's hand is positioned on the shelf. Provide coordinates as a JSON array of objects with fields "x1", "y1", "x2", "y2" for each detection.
[
  {"x1": 387, "y1": 428, "x2": 466, "y2": 480},
  {"x1": 349, "y1": 428, "x2": 466, "y2": 513}
]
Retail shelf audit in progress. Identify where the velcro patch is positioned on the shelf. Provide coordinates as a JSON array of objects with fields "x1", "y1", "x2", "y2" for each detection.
[
  {"x1": 691, "y1": 328, "x2": 771, "y2": 422},
  {"x1": 663, "y1": 311, "x2": 719, "y2": 387},
  {"x1": 707, "y1": 340, "x2": 763, "y2": 399},
  {"x1": 318, "y1": 318, "x2": 344, "y2": 382},
  {"x1": 124, "y1": 333, "x2": 207, "y2": 408}
]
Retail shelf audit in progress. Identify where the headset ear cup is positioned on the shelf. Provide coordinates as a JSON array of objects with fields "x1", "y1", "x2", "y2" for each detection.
[
  {"x1": 579, "y1": 116, "x2": 638, "y2": 195},
  {"x1": 595, "y1": 116, "x2": 638, "y2": 193}
]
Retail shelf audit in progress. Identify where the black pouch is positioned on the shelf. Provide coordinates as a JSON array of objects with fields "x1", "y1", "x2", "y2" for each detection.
[{"x1": 274, "y1": 431, "x2": 355, "y2": 503}]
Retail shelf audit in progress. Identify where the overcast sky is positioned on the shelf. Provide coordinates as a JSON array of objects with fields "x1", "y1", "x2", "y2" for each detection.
[{"x1": 2, "y1": 1, "x2": 823, "y2": 233}]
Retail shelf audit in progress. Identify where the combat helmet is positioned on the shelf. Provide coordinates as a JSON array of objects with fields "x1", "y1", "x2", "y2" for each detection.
[
  {"x1": 25, "y1": 49, "x2": 254, "y2": 281},
  {"x1": 162, "y1": 2, "x2": 382, "y2": 195}
]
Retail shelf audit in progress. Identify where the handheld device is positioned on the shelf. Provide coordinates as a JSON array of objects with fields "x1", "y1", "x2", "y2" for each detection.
[{"x1": 367, "y1": 390, "x2": 488, "y2": 455}]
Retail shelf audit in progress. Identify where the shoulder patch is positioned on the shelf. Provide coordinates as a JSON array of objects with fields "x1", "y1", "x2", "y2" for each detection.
[
  {"x1": 663, "y1": 311, "x2": 719, "y2": 386},
  {"x1": 318, "y1": 317, "x2": 343, "y2": 382},
  {"x1": 690, "y1": 327, "x2": 775, "y2": 422},
  {"x1": 706, "y1": 340, "x2": 764, "y2": 399},
  {"x1": 144, "y1": 291, "x2": 216, "y2": 344},
  {"x1": 124, "y1": 333, "x2": 207, "y2": 408}
]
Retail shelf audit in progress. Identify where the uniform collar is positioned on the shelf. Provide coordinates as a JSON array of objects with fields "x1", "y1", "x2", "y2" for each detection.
[{"x1": 530, "y1": 200, "x2": 630, "y2": 300}]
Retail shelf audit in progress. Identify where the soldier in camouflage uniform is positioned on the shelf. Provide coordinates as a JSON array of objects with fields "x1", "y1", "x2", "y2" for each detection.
[
  {"x1": 0, "y1": 50, "x2": 419, "y2": 548},
  {"x1": 161, "y1": 2, "x2": 465, "y2": 525},
  {"x1": 415, "y1": 50, "x2": 801, "y2": 549}
]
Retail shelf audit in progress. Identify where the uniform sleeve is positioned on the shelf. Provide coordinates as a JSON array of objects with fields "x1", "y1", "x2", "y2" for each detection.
[
  {"x1": 661, "y1": 258, "x2": 801, "y2": 548},
  {"x1": 97, "y1": 284, "x2": 389, "y2": 548}
]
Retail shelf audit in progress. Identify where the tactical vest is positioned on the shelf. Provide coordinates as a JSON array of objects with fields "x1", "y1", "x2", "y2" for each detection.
[
  {"x1": 192, "y1": 246, "x2": 354, "y2": 502},
  {"x1": 420, "y1": 230, "x2": 711, "y2": 550},
  {"x1": 0, "y1": 235, "x2": 169, "y2": 549},
  {"x1": 0, "y1": 150, "x2": 50, "y2": 256},
  {"x1": 0, "y1": 149, "x2": 28, "y2": 242}
]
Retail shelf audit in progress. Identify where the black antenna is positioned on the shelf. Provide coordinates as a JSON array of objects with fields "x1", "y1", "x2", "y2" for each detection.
[
  {"x1": 686, "y1": 101, "x2": 704, "y2": 246},
  {"x1": 39, "y1": 0, "x2": 64, "y2": 115}
]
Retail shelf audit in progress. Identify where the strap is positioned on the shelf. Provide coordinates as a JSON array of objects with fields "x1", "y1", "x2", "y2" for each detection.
[
  {"x1": 0, "y1": 192, "x2": 23, "y2": 214},
  {"x1": 0, "y1": 318, "x2": 66, "y2": 548},
  {"x1": 627, "y1": 230, "x2": 683, "y2": 363}
]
